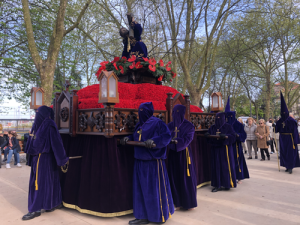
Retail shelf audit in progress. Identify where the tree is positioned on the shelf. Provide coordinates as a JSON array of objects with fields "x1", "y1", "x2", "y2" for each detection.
[{"x1": 21, "y1": 0, "x2": 92, "y2": 105}]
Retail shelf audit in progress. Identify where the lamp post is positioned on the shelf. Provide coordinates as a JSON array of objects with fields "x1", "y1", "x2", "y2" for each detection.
[
  {"x1": 211, "y1": 92, "x2": 224, "y2": 113},
  {"x1": 98, "y1": 71, "x2": 120, "y2": 138},
  {"x1": 30, "y1": 87, "x2": 45, "y2": 111}
]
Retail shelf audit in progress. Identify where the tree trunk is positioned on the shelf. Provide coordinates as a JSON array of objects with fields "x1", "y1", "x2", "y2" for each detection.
[
  {"x1": 40, "y1": 67, "x2": 55, "y2": 105},
  {"x1": 265, "y1": 72, "x2": 272, "y2": 121}
]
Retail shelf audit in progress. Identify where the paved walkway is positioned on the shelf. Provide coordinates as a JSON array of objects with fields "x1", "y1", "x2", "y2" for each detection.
[{"x1": 0, "y1": 153, "x2": 299, "y2": 225}]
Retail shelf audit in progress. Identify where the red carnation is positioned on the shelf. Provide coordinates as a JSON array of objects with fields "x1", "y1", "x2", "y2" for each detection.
[
  {"x1": 128, "y1": 55, "x2": 136, "y2": 62},
  {"x1": 113, "y1": 62, "x2": 118, "y2": 70},
  {"x1": 149, "y1": 64, "x2": 156, "y2": 72},
  {"x1": 158, "y1": 75, "x2": 163, "y2": 81},
  {"x1": 135, "y1": 61, "x2": 143, "y2": 69},
  {"x1": 170, "y1": 79, "x2": 173, "y2": 82},
  {"x1": 172, "y1": 72, "x2": 177, "y2": 78},
  {"x1": 159, "y1": 59, "x2": 164, "y2": 67},
  {"x1": 119, "y1": 66, "x2": 124, "y2": 74},
  {"x1": 122, "y1": 56, "x2": 127, "y2": 60},
  {"x1": 143, "y1": 57, "x2": 149, "y2": 62},
  {"x1": 149, "y1": 58, "x2": 156, "y2": 65},
  {"x1": 129, "y1": 62, "x2": 135, "y2": 69},
  {"x1": 113, "y1": 57, "x2": 120, "y2": 63},
  {"x1": 100, "y1": 61, "x2": 109, "y2": 66},
  {"x1": 95, "y1": 70, "x2": 101, "y2": 78},
  {"x1": 166, "y1": 65, "x2": 171, "y2": 71},
  {"x1": 166, "y1": 61, "x2": 172, "y2": 66}
]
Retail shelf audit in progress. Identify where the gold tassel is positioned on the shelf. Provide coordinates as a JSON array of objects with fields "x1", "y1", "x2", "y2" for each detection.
[
  {"x1": 189, "y1": 157, "x2": 191, "y2": 164},
  {"x1": 226, "y1": 145, "x2": 234, "y2": 188},
  {"x1": 187, "y1": 169, "x2": 190, "y2": 177},
  {"x1": 169, "y1": 212, "x2": 172, "y2": 218},
  {"x1": 35, "y1": 153, "x2": 41, "y2": 191},
  {"x1": 236, "y1": 143, "x2": 241, "y2": 173},
  {"x1": 162, "y1": 216, "x2": 165, "y2": 222}
]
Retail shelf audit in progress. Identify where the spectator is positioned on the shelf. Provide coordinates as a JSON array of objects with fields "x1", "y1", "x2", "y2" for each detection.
[
  {"x1": 297, "y1": 119, "x2": 300, "y2": 135},
  {"x1": 274, "y1": 119, "x2": 280, "y2": 157},
  {"x1": 24, "y1": 131, "x2": 30, "y2": 166},
  {"x1": 255, "y1": 119, "x2": 270, "y2": 161},
  {"x1": 0, "y1": 131, "x2": 4, "y2": 168},
  {"x1": 5, "y1": 131, "x2": 22, "y2": 169},
  {"x1": 266, "y1": 119, "x2": 275, "y2": 154},
  {"x1": 244, "y1": 117, "x2": 258, "y2": 159},
  {"x1": 0, "y1": 131, "x2": 9, "y2": 162},
  {"x1": 238, "y1": 118, "x2": 247, "y2": 154}
]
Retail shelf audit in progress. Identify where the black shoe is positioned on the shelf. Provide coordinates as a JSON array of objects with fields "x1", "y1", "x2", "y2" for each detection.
[
  {"x1": 255, "y1": 156, "x2": 258, "y2": 159},
  {"x1": 285, "y1": 169, "x2": 289, "y2": 172},
  {"x1": 129, "y1": 219, "x2": 150, "y2": 224},
  {"x1": 267, "y1": 156, "x2": 270, "y2": 160},
  {"x1": 223, "y1": 188, "x2": 230, "y2": 191},
  {"x1": 247, "y1": 157, "x2": 252, "y2": 160},
  {"x1": 212, "y1": 187, "x2": 220, "y2": 192},
  {"x1": 288, "y1": 169, "x2": 292, "y2": 174},
  {"x1": 45, "y1": 203, "x2": 63, "y2": 212},
  {"x1": 22, "y1": 211, "x2": 41, "y2": 220},
  {"x1": 260, "y1": 159, "x2": 265, "y2": 161}
]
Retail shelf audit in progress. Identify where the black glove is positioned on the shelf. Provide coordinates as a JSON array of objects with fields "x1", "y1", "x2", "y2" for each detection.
[
  {"x1": 204, "y1": 132, "x2": 210, "y2": 137},
  {"x1": 144, "y1": 139, "x2": 155, "y2": 149},
  {"x1": 120, "y1": 137, "x2": 130, "y2": 145},
  {"x1": 220, "y1": 134, "x2": 226, "y2": 139}
]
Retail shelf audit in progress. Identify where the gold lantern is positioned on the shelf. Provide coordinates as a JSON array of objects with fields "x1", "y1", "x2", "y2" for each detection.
[
  {"x1": 30, "y1": 87, "x2": 45, "y2": 110},
  {"x1": 98, "y1": 71, "x2": 119, "y2": 104},
  {"x1": 211, "y1": 92, "x2": 223, "y2": 112}
]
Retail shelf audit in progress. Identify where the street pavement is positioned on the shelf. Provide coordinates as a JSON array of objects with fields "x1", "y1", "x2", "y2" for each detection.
[{"x1": 0, "y1": 153, "x2": 299, "y2": 225}]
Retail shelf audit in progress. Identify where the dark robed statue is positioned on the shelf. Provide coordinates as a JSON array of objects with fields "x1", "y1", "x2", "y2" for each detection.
[
  {"x1": 22, "y1": 106, "x2": 69, "y2": 220},
  {"x1": 120, "y1": 14, "x2": 148, "y2": 59},
  {"x1": 167, "y1": 104, "x2": 197, "y2": 210},
  {"x1": 225, "y1": 97, "x2": 249, "y2": 183}
]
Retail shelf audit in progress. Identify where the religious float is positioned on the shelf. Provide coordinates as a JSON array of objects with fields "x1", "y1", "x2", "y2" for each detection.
[{"x1": 46, "y1": 15, "x2": 223, "y2": 217}]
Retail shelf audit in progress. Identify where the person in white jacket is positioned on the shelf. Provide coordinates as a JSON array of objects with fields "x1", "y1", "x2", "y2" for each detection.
[{"x1": 266, "y1": 119, "x2": 275, "y2": 154}]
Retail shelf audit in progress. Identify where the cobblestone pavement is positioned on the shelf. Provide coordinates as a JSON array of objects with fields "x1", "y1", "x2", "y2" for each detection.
[{"x1": 0, "y1": 153, "x2": 299, "y2": 225}]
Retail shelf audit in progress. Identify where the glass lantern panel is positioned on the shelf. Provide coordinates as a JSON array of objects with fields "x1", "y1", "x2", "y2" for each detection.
[
  {"x1": 109, "y1": 76, "x2": 116, "y2": 97},
  {"x1": 219, "y1": 95, "x2": 222, "y2": 108},
  {"x1": 213, "y1": 95, "x2": 218, "y2": 108},
  {"x1": 36, "y1": 91, "x2": 42, "y2": 105},
  {"x1": 101, "y1": 76, "x2": 107, "y2": 98},
  {"x1": 31, "y1": 91, "x2": 35, "y2": 105}
]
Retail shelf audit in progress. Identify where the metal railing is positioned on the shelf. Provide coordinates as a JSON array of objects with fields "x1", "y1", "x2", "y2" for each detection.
[{"x1": 0, "y1": 119, "x2": 34, "y2": 132}]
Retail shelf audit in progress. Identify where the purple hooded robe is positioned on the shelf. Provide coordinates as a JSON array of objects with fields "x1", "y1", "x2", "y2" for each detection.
[
  {"x1": 225, "y1": 97, "x2": 249, "y2": 181},
  {"x1": 127, "y1": 102, "x2": 174, "y2": 223},
  {"x1": 275, "y1": 93, "x2": 300, "y2": 170},
  {"x1": 167, "y1": 105, "x2": 197, "y2": 209},
  {"x1": 208, "y1": 112, "x2": 237, "y2": 189},
  {"x1": 25, "y1": 106, "x2": 68, "y2": 212}
]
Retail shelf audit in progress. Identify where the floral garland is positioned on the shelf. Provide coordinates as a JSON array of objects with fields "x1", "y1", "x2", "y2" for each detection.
[{"x1": 95, "y1": 55, "x2": 177, "y2": 82}]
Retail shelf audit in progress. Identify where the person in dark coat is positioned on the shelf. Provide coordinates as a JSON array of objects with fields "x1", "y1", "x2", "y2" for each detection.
[
  {"x1": 4, "y1": 131, "x2": 22, "y2": 168},
  {"x1": 207, "y1": 112, "x2": 237, "y2": 192},
  {"x1": 23, "y1": 132, "x2": 30, "y2": 165},
  {"x1": 275, "y1": 92, "x2": 300, "y2": 174},
  {"x1": 225, "y1": 97, "x2": 249, "y2": 184},
  {"x1": 167, "y1": 104, "x2": 197, "y2": 210},
  {"x1": 0, "y1": 131, "x2": 9, "y2": 161},
  {"x1": 0, "y1": 131, "x2": 4, "y2": 168},
  {"x1": 121, "y1": 102, "x2": 174, "y2": 225},
  {"x1": 22, "y1": 106, "x2": 69, "y2": 220}
]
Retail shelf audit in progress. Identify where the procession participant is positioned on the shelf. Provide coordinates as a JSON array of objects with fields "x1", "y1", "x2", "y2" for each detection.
[
  {"x1": 120, "y1": 15, "x2": 148, "y2": 59},
  {"x1": 120, "y1": 102, "x2": 174, "y2": 224},
  {"x1": 275, "y1": 93, "x2": 300, "y2": 174},
  {"x1": 167, "y1": 105, "x2": 197, "y2": 210},
  {"x1": 225, "y1": 98, "x2": 249, "y2": 184},
  {"x1": 22, "y1": 106, "x2": 69, "y2": 220},
  {"x1": 206, "y1": 112, "x2": 237, "y2": 192}
]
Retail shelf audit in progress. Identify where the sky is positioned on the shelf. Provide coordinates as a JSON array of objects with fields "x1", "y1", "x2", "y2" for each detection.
[{"x1": 0, "y1": 97, "x2": 32, "y2": 119}]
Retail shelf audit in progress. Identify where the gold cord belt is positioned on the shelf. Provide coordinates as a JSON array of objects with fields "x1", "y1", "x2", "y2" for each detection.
[
  {"x1": 157, "y1": 159, "x2": 171, "y2": 222},
  {"x1": 281, "y1": 133, "x2": 295, "y2": 149},
  {"x1": 226, "y1": 145, "x2": 234, "y2": 188},
  {"x1": 236, "y1": 143, "x2": 241, "y2": 172},
  {"x1": 186, "y1": 147, "x2": 191, "y2": 176},
  {"x1": 35, "y1": 153, "x2": 41, "y2": 191}
]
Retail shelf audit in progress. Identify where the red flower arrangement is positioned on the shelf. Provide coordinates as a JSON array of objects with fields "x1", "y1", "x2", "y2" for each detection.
[
  {"x1": 77, "y1": 83, "x2": 203, "y2": 113},
  {"x1": 95, "y1": 57, "x2": 177, "y2": 82}
]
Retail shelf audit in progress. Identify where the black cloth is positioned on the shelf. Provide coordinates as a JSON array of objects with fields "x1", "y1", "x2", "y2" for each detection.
[
  {"x1": 269, "y1": 139, "x2": 275, "y2": 153},
  {"x1": 24, "y1": 133, "x2": 29, "y2": 150},
  {"x1": 0, "y1": 136, "x2": 5, "y2": 147},
  {"x1": 11, "y1": 136, "x2": 21, "y2": 153},
  {"x1": 260, "y1": 148, "x2": 270, "y2": 160},
  {"x1": 0, "y1": 135, "x2": 8, "y2": 148}
]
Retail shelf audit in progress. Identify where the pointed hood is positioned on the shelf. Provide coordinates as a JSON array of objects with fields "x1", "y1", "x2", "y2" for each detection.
[
  {"x1": 32, "y1": 106, "x2": 54, "y2": 132},
  {"x1": 172, "y1": 104, "x2": 186, "y2": 128},
  {"x1": 225, "y1": 97, "x2": 236, "y2": 125},
  {"x1": 215, "y1": 112, "x2": 226, "y2": 129},
  {"x1": 225, "y1": 96, "x2": 231, "y2": 112},
  {"x1": 281, "y1": 92, "x2": 289, "y2": 120},
  {"x1": 138, "y1": 102, "x2": 154, "y2": 125}
]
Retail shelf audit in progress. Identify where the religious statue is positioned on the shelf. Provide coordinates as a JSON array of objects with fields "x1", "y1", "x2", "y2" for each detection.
[{"x1": 119, "y1": 13, "x2": 148, "y2": 59}]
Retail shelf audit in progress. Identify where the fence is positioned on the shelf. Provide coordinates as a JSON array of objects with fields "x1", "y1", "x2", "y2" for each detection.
[{"x1": 0, "y1": 119, "x2": 34, "y2": 132}]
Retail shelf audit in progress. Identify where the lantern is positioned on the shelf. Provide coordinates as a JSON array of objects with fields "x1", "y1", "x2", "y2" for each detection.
[
  {"x1": 30, "y1": 87, "x2": 45, "y2": 110},
  {"x1": 98, "y1": 71, "x2": 119, "y2": 104},
  {"x1": 211, "y1": 92, "x2": 223, "y2": 112}
]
